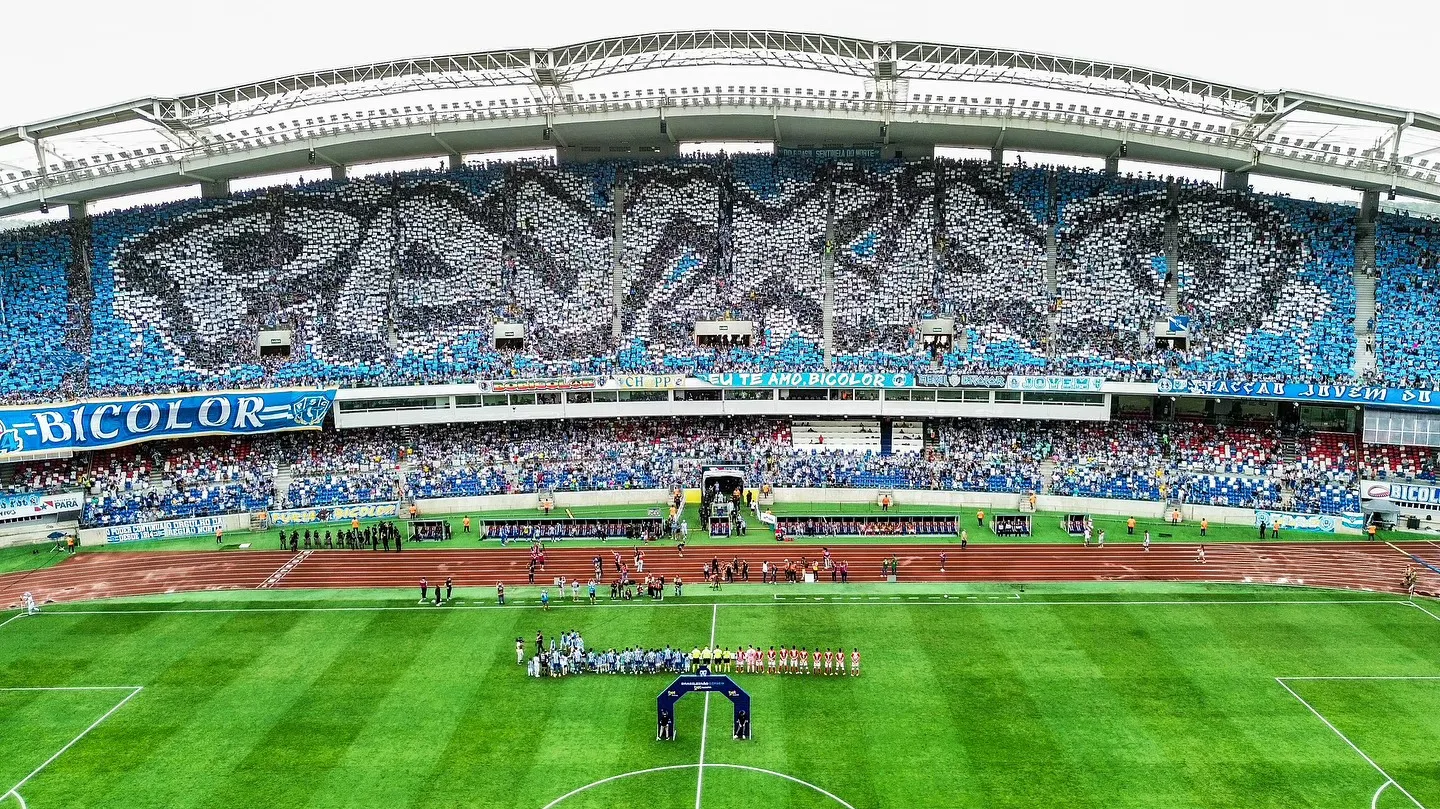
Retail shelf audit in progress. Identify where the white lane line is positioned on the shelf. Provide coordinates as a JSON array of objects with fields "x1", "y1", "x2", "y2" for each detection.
[
  {"x1": 1275, "y1": 679, "x2": 1427, "y2": 809},
  {"x1": 4, "y1": 685, "x2": 143, "y2": 796},
  {"x1": 696, "y1": 603, "x2": 718, "y2": 809},
  {"x1": 0, "y1": 614, "x2": 25, "y2": 631},
  {"x1": 22, "y1": 597, "x2": 1415, "y2": 618}
]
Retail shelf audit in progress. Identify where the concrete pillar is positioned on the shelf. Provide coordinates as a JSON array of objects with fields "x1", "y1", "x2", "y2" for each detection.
[
  {"x1": 330, "y1": 164, "x2": 346, "y2": 182},
  {"x1": 447, "y1": 153, "x2": 463, "y2": 172},
  {"x1": 1221, "y1": 170, "x2": 1248, "y2": 192},
  {"x1": 67, "y1": 200, "x2": 88, "y2": 220},
  {"x1": 990, "y1": 146, "x2": 1004, "y2": 165},
  {"x1": 1104, "y1": 155, "x2": 1120, "y2": 175},
  {"x1": 1359, "y1": 189, "x2": 1381, "y2": 223},
  {"x1": 199, "y1": 179, "x2": 230, "y2": 199}
]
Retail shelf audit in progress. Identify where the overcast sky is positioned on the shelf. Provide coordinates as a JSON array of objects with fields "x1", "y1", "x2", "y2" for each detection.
[
  {"x1": 4, "y1": 0, "x2": 1433, "y2": 124},
  {"x1": 0, "y1": 0, "x2": 1433, "y2": 213}
]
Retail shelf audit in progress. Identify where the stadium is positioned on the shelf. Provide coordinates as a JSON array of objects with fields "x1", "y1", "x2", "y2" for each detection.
[{"x1": 2, "y1": 21, "x2": 1440, "y2": 809}]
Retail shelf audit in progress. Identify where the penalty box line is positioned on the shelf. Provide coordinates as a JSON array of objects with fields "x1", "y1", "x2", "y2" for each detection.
[
  {"x1": 0, "y1": 685, "x2": 144, "y2": 801},
  {"x1": 1274, "y1": 677, "x2": 1429, "y2": 809}
]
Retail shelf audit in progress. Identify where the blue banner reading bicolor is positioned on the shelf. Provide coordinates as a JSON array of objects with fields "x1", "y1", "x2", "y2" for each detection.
[
  {"x1": 0, "y1": 388, "x2": 336, "y2": 457},
  {"x1": 694, "y1": 372, "x2": 914, "y2": 388},
  {"x1": 1161, "y1": 379, "x2": 1440, "y2": 410}
]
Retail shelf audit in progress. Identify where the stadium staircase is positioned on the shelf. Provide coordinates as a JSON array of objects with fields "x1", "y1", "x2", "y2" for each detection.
[
  {"x1": 1277, "y1": 438, "x2": 1301, "y2": 510},
  {"x1": 1162, "y1": 210, "x2": 1180, "y2": 314},
  {"x1": 273, "y1": 465, "x2": 295, "y2": 508},
  {"x1": 1353, "y1": 258, "x2": 1377, "y2": 377},
  {"x1": 63, "y1": 220, "x2": 95, "y2": 390},
  {"x1": 1044, "y1": 231, "x2": 1058, "y2": 296},
  {"x1": 1037, "y1": 459, "x2": 1057, "y2": 494},
  {"x1": 1044, "y1": 230, "x2": 1060, "y2": 353},
  {"x1": 610, "y1": 167, "x2": 626, "y2": 342},
  {"x1": 821, "y1": 185, "x2": 837, "y2": 368}
]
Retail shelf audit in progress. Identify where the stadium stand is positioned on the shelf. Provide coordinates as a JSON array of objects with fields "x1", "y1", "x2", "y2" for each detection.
[
  {"x1": 1362, "y1": 442, "x2": 1439, "y2": 482},
  {"x1": 1374, "y1": 213, "x2": 1440, "y2": 388},
  {"x1": 2, "y1": 158, "x2": 1423, "y2": 398},
  {"x1": 5, "y1": 418, "x2": 1374, "y2": 527}
]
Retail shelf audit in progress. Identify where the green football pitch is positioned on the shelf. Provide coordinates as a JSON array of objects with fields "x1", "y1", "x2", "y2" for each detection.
[{"x1": 2, "y1": 585, "x2": 1439, "y2": 808}]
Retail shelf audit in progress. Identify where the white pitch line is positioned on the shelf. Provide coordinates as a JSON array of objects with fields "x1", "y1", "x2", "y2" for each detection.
[
  {"x1": 0, "y1": 686, "x2": 144, "y2": 692},
  {"x1": 1278, "y1": 670, "x2": 1440, "y2": 676},
  {"x1": 696, "y1": 603, "x2": 718, "y2": 809},
  {"x1": 0, "y1": 614, "x2": 25, "y2": 631},
  {"x1": 1408, "y1": 601, "x2": 1440, "y2": 623},
  {"x1": 540, "y1": 763, "x2": 854, "y2": 809},
  {"x1": 1275, "y1": 679, "x2": 1427, "y2": 809},
  {"x1": 4, "y1": 685, "x2": 143, "y2": 796},
  {"x1": 6, "y1": 788, "x2": 27, "y2": 809},
  {"x1": 1374, "y1": 780, "x2": 1395, "y2": 809}
]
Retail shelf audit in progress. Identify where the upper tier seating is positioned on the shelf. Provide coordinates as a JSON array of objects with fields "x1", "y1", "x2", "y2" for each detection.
[
  {"x1": 4, "y1": 157, "x2": 1435, "y2": 399},
  {"x1": 1374, "y1": 214, "x2": 1440, "y2": 388}
]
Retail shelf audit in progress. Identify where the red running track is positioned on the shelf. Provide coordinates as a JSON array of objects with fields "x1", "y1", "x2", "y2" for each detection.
[{"x1": 3, "y1": 542, "x2": 1440, "y2": 609}]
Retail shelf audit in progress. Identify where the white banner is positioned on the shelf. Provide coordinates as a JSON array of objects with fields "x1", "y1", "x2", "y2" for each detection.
[
  {"x1": 0, "y1": 491, "x2": 84, "y2": 521},
  {"x1": 1362, "y1": 480, "x2": 1440, "y2": 507},
  {"x1": 1254, "y1": 509, "x2": 1364, "y2": 533},
  {"x1": 1006, "y1": 375, "x2": 1105, "y2": 392},
  {"x1": 103, "y1": 515, "x2": 227, "y2": 544}
]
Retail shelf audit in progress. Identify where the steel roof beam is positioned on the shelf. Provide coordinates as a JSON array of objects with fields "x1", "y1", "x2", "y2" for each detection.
[{"x1": 8, "y1": 31, "x2": 1439, "y2": 143}]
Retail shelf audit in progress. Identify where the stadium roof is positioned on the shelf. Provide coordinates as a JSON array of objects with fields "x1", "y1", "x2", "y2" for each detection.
[{"x1": 4, "y1": 30, "x2": 1440, "y2": 215}]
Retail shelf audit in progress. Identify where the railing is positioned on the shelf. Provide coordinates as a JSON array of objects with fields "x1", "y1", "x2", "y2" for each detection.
[{"x1": 6, "y1": 89, "x2": 1433, "y2": 203}]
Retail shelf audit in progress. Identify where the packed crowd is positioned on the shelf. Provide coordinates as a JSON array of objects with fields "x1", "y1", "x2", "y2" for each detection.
[
  {"x1": 5, "y1": 417, "x2": 1371, "y2": 527},
  {"x1": 3, "y1": 156, "x2": 1433, "y2": 402},
  {"x1": 1375, "y1": 213, "x2": 1440, "y2": 389}
]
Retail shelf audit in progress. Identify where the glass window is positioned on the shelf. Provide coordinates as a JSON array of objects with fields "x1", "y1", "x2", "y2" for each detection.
[
  {"x1": 910, "y1": 389, "x2": 936, "y2": 402},
  {"x1": 337, "y1": 396, "x2": 445, "y2": 411},
  {"x1": 780, "y1": 388, "x2": 828, "y2": 401},
  {"x1": 508, "y1": 393, "x2": 537, "y2": 406},
  {"x1": 566, "y1": 391, "x2": 593, "y2": 404},
  {"x1": 618, "y1": 390, "x2": 668, "y2": 402},
  {"x1": 884, "y1": 390, "x2": 911, "y2": 402},
  {"x1": 1021, "y1": 392, "x2": 1104, "y2": 405},
  {"x1": 591, "y1": 391, "x2": 619, "y2": 403},
  {"x1": 482, "y1": 394, "x2": 508, "y2": 407},
  {"x1": 936, "y1": 389, "x2": 966, "y2": 402},
  {"x1": 995, "y1": 391, "x2": 1022, "y2": 403},
  {"x1": 963, "y1": 390, "x2": 991, "y2": 402},
  {"x1": 724, "y1": 388, "x2": 774, "y2": 401},
  {"x1": 536, "y1": 392, "x2": 560, "y2": 405},
  {"x1": 850, "y1": 389, "x2": 880, "y2": 401}
]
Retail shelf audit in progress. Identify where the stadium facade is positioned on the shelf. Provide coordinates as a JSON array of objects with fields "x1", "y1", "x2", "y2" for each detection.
[{"x1": 3, "y1": 31, "x2": 1440, "y2": 547}]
